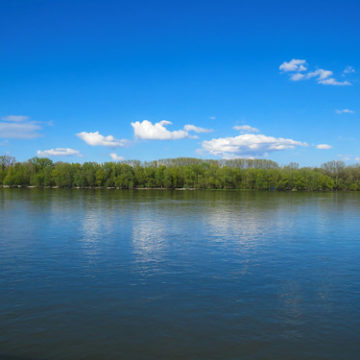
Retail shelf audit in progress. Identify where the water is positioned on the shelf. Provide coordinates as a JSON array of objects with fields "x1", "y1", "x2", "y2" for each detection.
[{"x1": 0, "y1": 189, "x2": 359, "y2": 360}]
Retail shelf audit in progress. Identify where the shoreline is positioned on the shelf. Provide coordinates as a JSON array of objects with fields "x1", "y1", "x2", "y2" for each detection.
[{"x1": 0, "y1": 185, "x2": 350, "y2": 192}]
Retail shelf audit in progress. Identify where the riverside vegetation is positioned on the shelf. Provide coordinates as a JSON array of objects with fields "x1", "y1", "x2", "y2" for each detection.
[{"x1": 1, "y1": 155, "x2": 360, "y2": 191}]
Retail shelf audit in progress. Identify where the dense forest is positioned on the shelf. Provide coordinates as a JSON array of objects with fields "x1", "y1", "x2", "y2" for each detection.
[{"x1": 1, "y1": 155, "x2": 360, "y2": 191}]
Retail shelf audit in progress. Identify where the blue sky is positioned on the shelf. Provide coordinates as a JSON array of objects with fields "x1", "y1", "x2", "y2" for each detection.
[{"x1": 0, "y1": 0, "x2": 359, "y2": 165}]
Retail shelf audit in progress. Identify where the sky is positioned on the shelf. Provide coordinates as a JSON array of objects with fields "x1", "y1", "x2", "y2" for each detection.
[{"x1": 0, "y1": 0, "x2": 359, "y2": 166}]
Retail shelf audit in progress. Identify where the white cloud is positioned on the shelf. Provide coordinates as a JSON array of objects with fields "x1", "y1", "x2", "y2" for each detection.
[
  {"x1": 280, "y1": 60, "x2": 352, "y2": 86},
  {"x1": 355, "y1": 157, "x2": 360, "y2": 162},
  {"x1": 316, "y1": 144, "x2": 332, "y2": 150},
  {"x1": 110, "y1": 153, "x2": 124, "y2": 161},
  {"x1": 132, "y1": 120, "x2": 188, "y2": 140},
  {"x1": 131, "y1": 120, "x2": 209, "y2": 140},
  {"x1": 343, "y1": 66, "x2": 355, "y2": 74},
  {"x1": 233, "y1": 125, "x2": 259, "y2": 133},
  {"x1": 77, "y1": 131, "x2": 128, "y2": 147},
  {"x1": 1, "y1": 115, "x2": 29, "y2": 122},
  {"x1": 279, "y1": 59, "x2": 307, "y2": 72},
  {"x1": 183, "y1": 124, "x2": 213, "y2": 133},
  {"x1": 336, "y1": 109, "x2": 355, "y2": 114},
  {"x1": 209, "y1": 116, "x2": 216, "y2": 120},
  {"x1": 37, "y1": 148, "x2": 81, "y2": 157},
  {"x1": 0, "y1": 120, "x2": 41, "y2": 139},
  {"x1": 202, "y1": 133, "x2": 307, "y2": 159}
]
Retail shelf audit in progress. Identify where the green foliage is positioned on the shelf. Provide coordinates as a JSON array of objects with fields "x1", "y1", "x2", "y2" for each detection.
[{"x1": 1, "y1": 156, "x2": 360, "y2": 191}]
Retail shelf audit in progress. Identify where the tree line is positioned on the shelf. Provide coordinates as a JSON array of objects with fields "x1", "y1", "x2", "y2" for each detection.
[{"x1": 1, "y1": 155, "x2": 360, "y2": 191}]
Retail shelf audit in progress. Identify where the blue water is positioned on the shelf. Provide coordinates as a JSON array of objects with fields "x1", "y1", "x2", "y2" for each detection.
[{"x1": 1, "y1": 189, "x2": 360, "y2": 359}]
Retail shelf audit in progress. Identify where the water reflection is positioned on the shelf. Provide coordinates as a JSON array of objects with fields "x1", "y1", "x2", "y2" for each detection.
[
  {"x1": 81, "y1": 208, "x2": 103, "y2": 257},
  {"x1": 131, "y1": 210, "x2": 168, "y2": 272}
]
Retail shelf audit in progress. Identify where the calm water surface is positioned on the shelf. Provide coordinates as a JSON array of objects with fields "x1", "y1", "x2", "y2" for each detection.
[{"x1": 0, "y1": 189, "x2": 360, "y2": 359}]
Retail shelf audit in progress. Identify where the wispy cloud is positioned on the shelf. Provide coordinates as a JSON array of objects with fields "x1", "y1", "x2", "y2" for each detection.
[
  {"x1": 0, "y1": 115, "x2": 42, "y2": 139},
  {"x1": 131, "y1": 120, "x2": 212, "y2": 140},
  {"x1": 233, "y1": 125, "x2": 259, "y2": 133},
  {"x1": 343, "y1": 66, "x2": 355, "y2": 75},
  {"x1": 77, "y1": 131, "x2": 128, "y2": 147},
  {"x1": 37, "y1": 148, "x2": 81, "y2": 157},
  {"x1": 306, "y1": 69, "x2": 333, "y2": 80},
  {"x1": 183, "y1": 124, "x2": 213, "y2": 133},
  {"x1": 1, "y1": 115, "x2": 29, "y2": 122},
  {"x1": 280, "y1": 59, "x2": 352, "y2": 86},
  {"x1": 290, "y1": 73, "x2": 305, "y2": 81},
  {"x1": 201, "y1": 131, "x2": 307, "y2": 159},
  {"x1": 318, "y1": 78, "x2": 351, "y2": 86},
  {"x1": 336, "y1": 109, "x2": 355, "y2": 114},
  {"x1": 110, "y1": 153, "x2": 124, "y2": 161},
  {"x1": 338, "y1": 154, "x2": 360, "y2": 162},
  {"x1": 316, "y1": 144, "x2": 332, "y2": 150},
  {"x1": 337, "y1": 154, "x2": 351, "y2": 161}
]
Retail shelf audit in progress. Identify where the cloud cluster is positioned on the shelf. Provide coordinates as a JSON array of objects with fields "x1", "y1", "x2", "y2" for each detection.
[
  {"x1": 3, "y1": 113, "x2": 335, "y2": 162},
  {"x1": 280, "y1": 59, "x2": 351, "y2": 86},
  {"x1": 202, "y1": 133, "x2": 307, "y2": 159},
  {"x1": 131, "y1": 120, "x2": 212, "y2": 140},
  {"x1": 37, "y1": 148, "x2": 81, "y2": 157},
  {"x1": 0, "y1": 115, "x2": 42, "y2": 139},
  {"x1": 77, "y1": 131, "x2": 128, "y2": 147}
]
